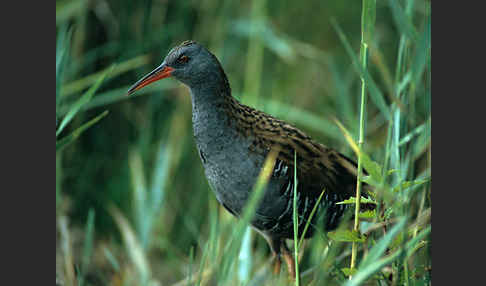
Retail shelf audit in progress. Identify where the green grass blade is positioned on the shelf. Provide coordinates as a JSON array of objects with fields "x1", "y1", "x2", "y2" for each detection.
[
  {"x1": 327, "y1": 229, "x2": 366, "y2": 243},
  {"x1": 58, "y1": 81, "x2": 177, "y2": 116},
  {"x1": 219, "y1": 149, "x2": 278, "y2": 283},
  {"x1": 298, "y1": 189, "x2": 325, "y2": 250},
  {"x1": 187, "y1": 246, "x2": 194, "y2": 286},
  {"x1": 56, "y1": 64, "x2": 115, "y2": 137},
  {"x1": 56, "y1": 110, "x2": 109, "y2": 152},
  {"x1": 61, "y1": 55, "x2": 149, "y2": 98},
  {"x1": 56, "y1": 152, "x2": 62, "y2": 209},
  {"x1": 398, "y1": 118, "x2": 430, "y2": 147},
  {"x1": 79, "y1": 209, "x2": 95, "y2": 286},
  {"x1": 345, "y1": 225, "x2": 430, "y2": 286},
  {"x1": 334, "y1": 119, "x2": 383, "y2": 183},
  {"x1": 56, "y1": 0, "x2": 86, "y2": 25},
  {"x1": 388, "y1": 0, "x2": 418, "y2": 41},
  {"x1": 237, "y1": 227, "x2": 252, "y2": 284},
  {"x1": 261, "y1": 98, "x2": 343, "y2": 141},
  {"x1": 331, "y1": 19, "x2": 391, "y2": 122},
  {"x1": 129, "y1": 150, "x2": 149, "y2": 249},
  {"x1": 103, "y1": 247, "x2": 120, "y2": 272},
  {"x1": 195, "y1": 241, "x2": 210, "y2": 286},
  {"x1": 411, "y1": 17, "x2": 431, "y2": 86},
  {"x1": 361, "y1": 0, "x2": 376, "y2": 45},
  {"x1": 359, "y1": 217, "x2": 406, "y2": 269},
  {"x1": 149, "y1": 141, "x2": 171, "y2": 218},
  {"x1": 56, "y1": 25, "x2": 73, "y2": 124},
  {"x1": 109, "y1": 205, "x2": 151, "y2": 285},
  {"x1": 241, "y1": 0, "x2": 266, "y2": 106}
]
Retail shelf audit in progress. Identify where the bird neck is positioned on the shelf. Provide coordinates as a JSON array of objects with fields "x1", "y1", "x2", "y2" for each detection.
[
  {"x1": 190, "y1": 82, "x2": 230, "y2": 109},
  {"x1": 188, "y1": 71, "x2": 238, "y2": 148}
]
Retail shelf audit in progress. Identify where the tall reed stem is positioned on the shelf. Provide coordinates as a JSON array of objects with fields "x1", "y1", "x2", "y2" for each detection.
[{"x1": 350, "y1": 0, "x2": 375, "y2": 275}]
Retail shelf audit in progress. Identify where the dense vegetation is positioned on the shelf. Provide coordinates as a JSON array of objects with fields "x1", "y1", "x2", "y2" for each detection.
[{"x1": 56, "y1": 0, "x2": 431, "y2": 285}]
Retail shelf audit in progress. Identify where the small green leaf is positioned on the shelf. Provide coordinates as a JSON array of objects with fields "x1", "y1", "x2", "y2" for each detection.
[
  {"x1": 392, "y1": 178, "x2": 429, "y2": 193},
  {"x1": 359, "y1": 210, "x2": 376, "y2": 219},
  {"x1": 328, "y1": 229, "x2": 366, "y2": 243},
  {"x1": 361, "y1": 153, "x2": 383, "y2": 182},
  {"x1": 341, "y1": 267, "x2": 357, "y2": 277},
  {"x1": 336, "y1": 196, "x2": 377, "y2": 205}
]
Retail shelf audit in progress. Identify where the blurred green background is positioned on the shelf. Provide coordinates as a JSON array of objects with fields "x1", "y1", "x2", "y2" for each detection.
[{"x1": 56, "y1": 0, "x2": 430, "y2": 285}]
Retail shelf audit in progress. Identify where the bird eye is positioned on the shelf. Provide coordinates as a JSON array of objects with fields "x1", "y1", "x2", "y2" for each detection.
[{"x1": 178, "y1": 55, "x2": 190, "y2": 64}]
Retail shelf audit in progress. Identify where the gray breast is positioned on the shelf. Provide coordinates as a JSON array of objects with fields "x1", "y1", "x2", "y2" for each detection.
[{"x1": 194, "y1": 125, "x2": 290, "y2": 224}]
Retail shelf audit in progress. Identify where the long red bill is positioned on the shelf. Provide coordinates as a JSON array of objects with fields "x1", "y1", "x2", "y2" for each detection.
[{"x1": 126, "y1": 65, "x2": 174, "y2": 96}]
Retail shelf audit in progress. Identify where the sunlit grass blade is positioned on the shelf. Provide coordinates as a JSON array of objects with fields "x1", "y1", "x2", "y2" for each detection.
[
  {"x1": 237, "y1": 228, "x2": 252, "y2": 284},
  {"x1": 195, "y1": 241, "x2": 210, "y2": 286},
  {"x1": 56, "y1": 64, "x2": 115, "y2": 137},
  {"x1": 109, "y1": 205, "x2": 151, "y2": 285},
  {"x1": 56, "y1": 110, "x2": 109, "y2": 152},
  {"x1": 219, "y1": 148, "x2": 279, "y2": 283},
  {"x1": 334, "y1": 118, "x2": 382, "y2": 183}
]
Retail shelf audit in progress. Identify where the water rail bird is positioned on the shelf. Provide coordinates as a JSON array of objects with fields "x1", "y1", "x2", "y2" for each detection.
[{"x1": 127, "y1": 40, "x2": 372, "y2": 278}]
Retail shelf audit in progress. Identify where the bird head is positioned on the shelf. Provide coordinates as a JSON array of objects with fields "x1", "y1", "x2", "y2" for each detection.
[{"x1": 127, "y1": 40, "x2": 223, "y2": 95}]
